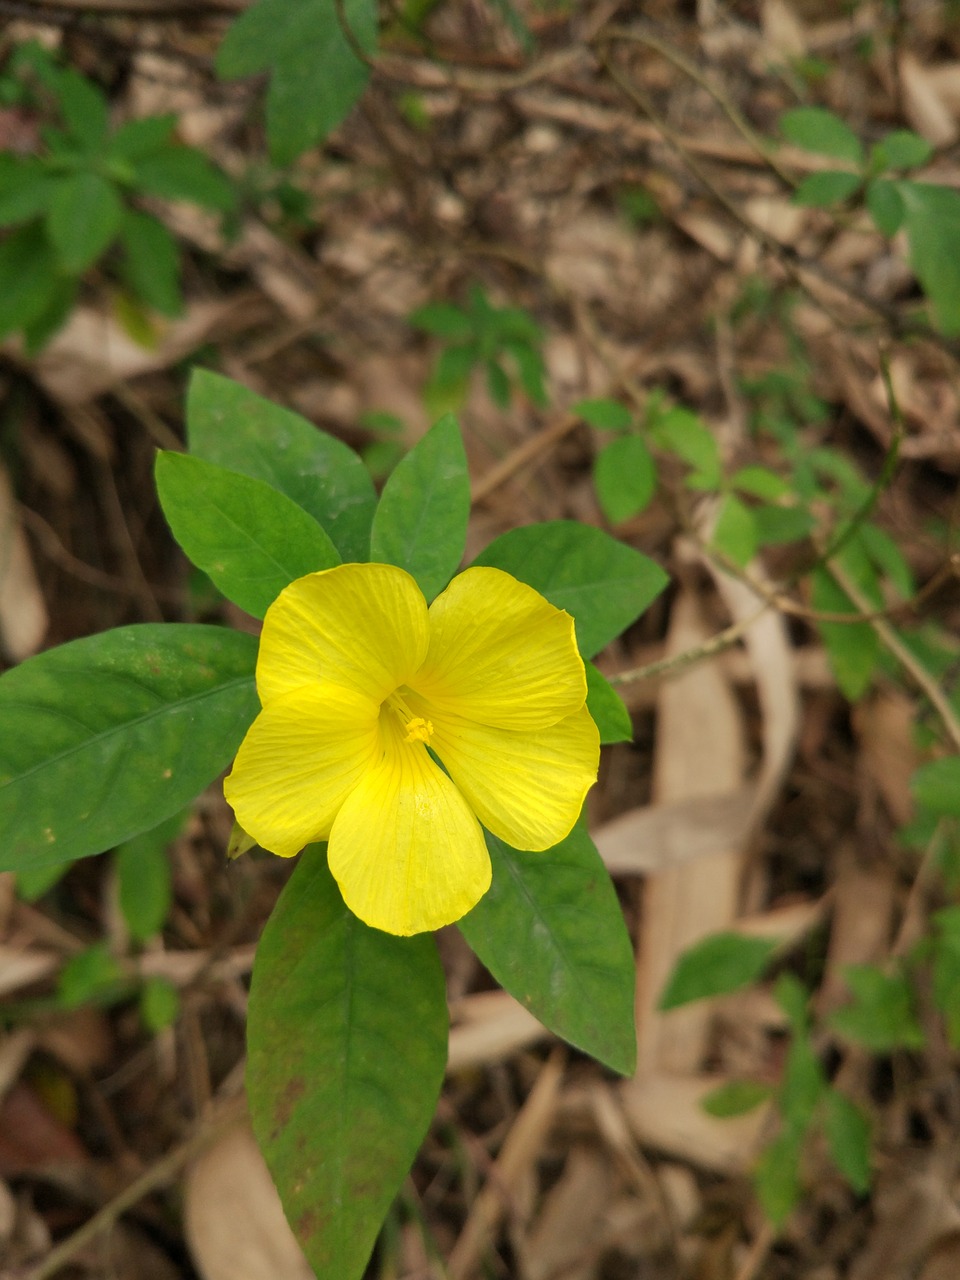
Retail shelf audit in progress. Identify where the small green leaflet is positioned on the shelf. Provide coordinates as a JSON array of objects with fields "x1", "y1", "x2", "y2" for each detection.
[{"x1": 659, "y1": 932, "x2": 780, "y2": 1009}]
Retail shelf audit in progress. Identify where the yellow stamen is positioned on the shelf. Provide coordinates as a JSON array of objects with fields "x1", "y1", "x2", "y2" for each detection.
[{"x1": 385, "y1": 690, "x2": 434, "y2": 745}]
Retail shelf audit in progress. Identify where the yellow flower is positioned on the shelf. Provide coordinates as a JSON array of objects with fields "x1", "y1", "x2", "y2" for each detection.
[{"x1": 224, "y1": 563, "x2": 599, "y2": 936}]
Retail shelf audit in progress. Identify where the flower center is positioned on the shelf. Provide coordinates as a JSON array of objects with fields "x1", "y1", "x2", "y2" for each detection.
[{"x1": 385, "y1": 689, "x2": 434, "y2": 745}]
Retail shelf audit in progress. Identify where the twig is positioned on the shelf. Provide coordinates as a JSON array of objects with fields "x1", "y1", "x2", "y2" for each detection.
[{"x1": 610, "y1": 606, "x2": 771, "y2": 686}]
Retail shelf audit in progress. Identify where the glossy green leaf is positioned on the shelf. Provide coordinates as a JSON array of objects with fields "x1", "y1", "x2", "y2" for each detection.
[
  {"x1": 659, "y1": 932, "x2": 779, "y2": 1009},
  {"x1": 824, "y1": 1089, "x2": 872, "y2": 1193},
  {"x1": 460, "y1": 826, "x2": 636, "y2": 1075},
  {"x1": 901, "y1": 181, "x2": 960, "y2": 336},
  {"x1": 594, "y1": 435, "x2": 657, "y2": 522},
  {"x1": 866, "y1": 178, "x2": 906, "y2": 236},
  {"x1": 217, "y1": 0, "x2": 377, "y2": 165},
  {"x1": 156, "y1": 452, "x2": 340, "y2": 618},
  {"x1": 473, "y1": 521, "x2": 668, "y2": 659},
  {"x1": 187, "y1": 370, "x2": 376, "y2": 561},
  {"x1": 247, "y1": 847, "x2": 447, "y2": 1280},
  {"x1": 369, "y1": 414, "x2": 469, "y2": 600},
  {"x1": 133, "y1": 147, "x2": 235, "y2": 211},
  {"x1": 116, "y1": 810, "x2": 184, "y2": 942},
  {"x1": 585, "y1": 662, "x2": 632, "y2": 744},
  {"x1": 792, "y1": 169, "x2": 861, "y2": 207},
  {"x1": 911, "y1": 757, "x2": 960, "y2": 818},
  {"x1": 780, "y1": 107, "x2": 864, "y2": 165},
  {"x1": 120, "y1": 210, "x2": 181, "y2": 316},
  {"x1": 47, "y1": 172, "x2": 123, "y2": 272},
  {"x1": 0, "y1": 625, "x2": 258, "y2": 874}
]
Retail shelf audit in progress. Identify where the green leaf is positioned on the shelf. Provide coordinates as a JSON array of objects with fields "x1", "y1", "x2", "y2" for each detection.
[
  {"x1": 752, "y1": 503, "x2": 815, "y2": 546},
  {"x1": 0, "y1": 224, "x2": 64, "y2": 341},
  {"x1": 594, "y1": 435, "x2": 657, "y2": 523},
  {"x1": 931, "y1": 906, "x2": 960, "y2": 1049},
  {"x1": 866, "y1": 178, "x2": 906, "y2": 236},
  {"x1": 780, "y1": 1028, "x2": 825, "y2": 1136},
  {"x1": 57, "y1": 68, "x2": 109, "y2": 151},
  {"x1": 140, "y1": 976, "x2": 180, "y2": 1031},
  {"x1": 120, "y1": 209, "x2": 181, "y2": 316},
  {"x1": 754, "y1": 1129, "x2": 803, "y2": 1227},
  {"x1": 460, "y1": 826, "x2": 636, "y2": 1075},
  {"x1": 712, "y1": 492, "x2": 758, "y2": 567},
  {"x1": 16, "y1": 861, "x2": 70, "y2": 903},
  {"x1": 701, "y1": 1079, "x2": 773, "y2": 1118},
  {"x1": 0, "y1": 625, "x2": 258, "y2": 874},
  {"x1": 0, "y1": 157, "x2": 57, "y2": 226},
  {"x1": 573, "y1": 398, "x2": 633, "y2": 432},
  {"x1": 506, "y1": 340, "x2": 547, "y2": 406},
  {"x1": 780, "y1": 107, "x2": 864, "y2": 165},
  {"x1": 858, "y1": 522, "x2": 914, "y2": 599},
  {"x1": 133, "y1": 147, "x2": 235, "y2": 212},
  {"x1": 912, "y1": 757, "x2": 960, "y2": 818},
  {"x1": 650, "y1": 407, "x2": 722, "y2": 490},
  {"x1": 585, "y1": 663, "x2": 631, "y2": 744},
  {"x1": 46, "y1": 172, "x2": 123, "y2": 272},
  {"x1": 730, "y1": 466, "x2": 790, "y2": 501},
  {"x1": 792, "y1": 169, "x2": 861, "y2": 207},
  {"x1": 369, "y1": 414, "x2": 469, "y2": 601},
  {"x1": 107, "y1": 114, "x2": 177, "y2": 163},
  {"x1": 116, "y1": 810, "x2": 184, "y2": 942},
  {"x1": 409, "y1": 301, "x2": 473, "y2": 340},
  {"x1": 58, "y1": 943, "x2": 128, "y2": 1010},
  {"x1": 829, "y1": 964, "x2": 925, "y2": 1051},
  {"x1": 485, "y1": 357, "x2": 511, "y2": 407},
  {"x1": 824, "y1": 1090, "x2": 872, "y2": 1193},
  {"x1": 659, "y1": 932, "x2": 779, "y2": 1010},
  {"x1": 22, "y1": 275, "x2": 77, "y2": 353},
  {"x1": 811, "y1": 567, "x2": 879, "y2": 701},
  {"x1": 875, "y1": 130, "x2": 933, "y2": 171},
  {"x1": 473, "y1": 521, "x2": 668, "y2": 659},
  {"x1": 216, "y1": 0, "x2": 377, "y2": 166},
  {"x1": 156, "y1": 452, "x2": 341, "y2": 618},
  {"x1": 187, "y1": 371, "x2": 375, "y2": 561},
  {"x1": 901, "y1": 182, "x2": 960, "y2": 336},
  {"x1": 247, "y1": 847, "x2": 447, "y2": 1279}
]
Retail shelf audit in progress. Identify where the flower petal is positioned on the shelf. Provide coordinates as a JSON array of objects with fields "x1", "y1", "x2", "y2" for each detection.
[
  {"x1": 425, "y1": 703, "x2": 600, "y2": 850},
  {"x1": 224, "y1": 683, "x2": 380, "y2": 857},
  {"x1": 257, "y1": 563, "x2": 429, "y2": 706},
  {"x1": 410, "y1": 566, "x2": 586, "y2": 729},
  {"x1": 327, "y1": 720, "x2": 491, "y2": 935}
]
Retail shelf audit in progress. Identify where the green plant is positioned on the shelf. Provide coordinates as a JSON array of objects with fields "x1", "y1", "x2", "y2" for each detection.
[
  {"x1": 411, "y1": 284, "x2": 548, "y2": 414},
  {"x1": 782, "y1": 105, "x2": 960, "y2": 335},
  {"x1": 0, "y1": 42, "x2": 235, "y2": 350},
  {"x1": 0, "y1": 369, "x2": 666, "y2": 1280}
]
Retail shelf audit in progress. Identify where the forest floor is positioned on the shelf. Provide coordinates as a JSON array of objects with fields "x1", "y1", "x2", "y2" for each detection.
[{"x1": 2, "y1": 2, "x2": 960, "y2": 1279}]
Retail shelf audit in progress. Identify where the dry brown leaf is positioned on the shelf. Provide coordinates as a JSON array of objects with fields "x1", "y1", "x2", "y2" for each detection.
[
  {"x1": 633, "y1": 590, "x2": 747, "y2": 1076},
  {"x1": 184, "y1": 1121, "x2": 314, "y2": 1280},
  {"x1": 761, "y1": 0, "x2": 807, "y2": 60},
  {"x1": 23, "y1": 301, "x2": 234, "y2": 406},
  {"x1": 619, "y1": 1073, "x2": 771, "y2": 1174},
  {"x1": 521, "y1": 1145, "x2": 615, "y2": 1280},
  {"x1": 447, "y1": 991, "x2": 548, "y2": 1073},
  {"x1": 593, "y1": 789, "x2": 755, "y2": 877},
  {"x1": 0, "y1": 464, "x2": 47, "y2": 662},
  {"x1": 899, "y1": 53, "x2": 959, "y2": 145},
  {"x1": 0, "y1": 946, "x2": 59, "y2": 999},
  {"x1": 848, "y1": 1154, "x2": 960, "y2": 1280},
  {"x1": 853, "y1": 690, "x2": 918, "y2": 826}
]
